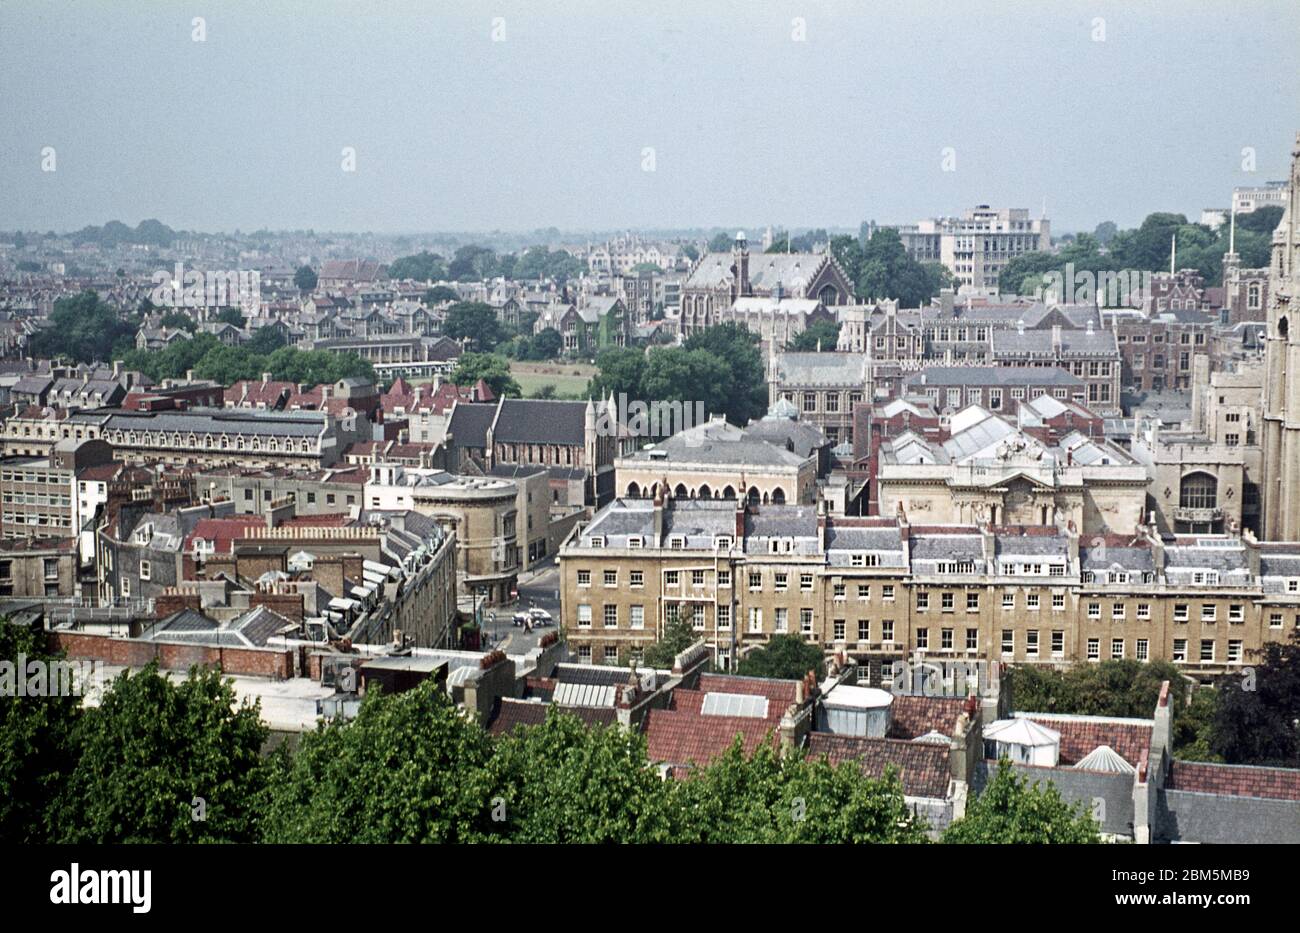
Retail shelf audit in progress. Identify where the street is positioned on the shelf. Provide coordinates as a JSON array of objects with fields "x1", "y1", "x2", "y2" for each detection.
[{"x1": 466, "y1": 558, "x2": 562, "y2": 655}]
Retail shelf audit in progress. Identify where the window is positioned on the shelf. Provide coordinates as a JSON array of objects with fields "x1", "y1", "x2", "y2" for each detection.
[
  {"x1": 966, "y1": 592, "x2": 979, "y2": 612},
  {"x1": 604, "y1": 570, "x2": 617, "y2": 587},
  {"x1": 773, "y1": 608, "x2": 787, "y2": 633},
  {"x1": 1001, "y1": 630, "x2": 1014, "y2": 656},
  {"x1": 668, "y1": 536, "x2": 685, "y2": 549},
  {"x1": 1002, "y1": 591, "x2": 1015, "y2": 610},
  {"x1": 1135, "y1": 638, "x2": 1148, "y2": 661},
  {"x1": 750, "y1": 607, "x2": 765, "y2": 633},
  {"x1": 577, "y1": 605, "x2": 592, "y2": 628},
  {"x1": 1270, "y1": 612, "x2": 1283, "y2": 628},
  {"x1": 916, "y1": 627, "x2": 929, "y2": 649},
  {"x1": 917, "y1": 591, "x2": 930, "y2": 611},
  {"x1": 1052, "y1": 592, "x2": 1065, "y2": 611},
  {"x1": 1229, "y1": 604, "x2": 1244, "y2": 623},
  {"x1": 692, "y1": 569, "x2": 705, "y2": 587},
  {"x1": 630, "y1": 570, "x2": 644, "y2": 588},
  {"x1": 1087, "y1": 638, "x2": 1100, "y2": 661},
  {"x1": 665, "y1": 570, "x2": 680, "y2": 587},
  {"x1": 139, "y1": 560, "x2": 151, "y2": 581},
  {"x1": 857, "y1": 584, "x2": 870, "y2": 601},
  {"x1": 940, "y1": 592, "x2": 954, "y2": 611},
  {"x1": 1087, "y1": 602, "x2": 1101, "y2": 619},
  {"x1": 774, "y1": 572, "x2": 788, "y2": 592},
  {"x1": 1026, "y1": 630, "x2": 1039, "y2": 657},
  {"x1": 1179, "y1": 472, "x2": 1218, "y2": 510},
  {"x1": 1026, "y1": 593, "x2": 1040, "y2": 611},
  {"x1": 858, "y1": 620, "x2": 870, "y2": 641},
  {"x1": 833, "y1": 582, "x2": 846, "y2": 600},
  {"x1": 630, "y1": 605, "x2": 644, "y2": 629},
  {"x1": 603, "y1": 605, "x2": 618, "y2": 628},
  {"x1": 1111, "y1": 638, "x2": 1124, "y2": 659},
  {"x1": 1201, "y1": 604, "x2": 1216, "y2": 622},
  {"x1": 1136, "y1": 602, "x2": 1151, "y2": 620},
  {"x1": 578, "y1": 645, "x2": 592, "y2": 664},
  {"x1": 1227, "y1": 640, "x2": 1243, "y2": 663},
  {"x1": 1200, "y1": 640, "x2": 1215, "y2": 662},
  {"x1": 1174, "y1": 604, "x2": 1189, "y2": 622},
  {"x1": 966, "y1": 628, "x2": 978, "y2": 651},
  {"x1": 749, "y1": 572, "x2": 761, "y2": 591},
  {"x1": 577, "y1": 570, "x2": 591, "y2": 588},
  {"x1": 800, "y1": 573, "x2": 813, "y2": 591},
  {"x1": 1112, "y1": 603, "x2": 1125, "y2": 620},
  {"x1": 718, "y1": 604, "x2": 731, "y2": 630},
  {"x1": 1051, "y1": 630, "x2": 1064, "y2": 657},
  {"x1": 718, "y1": 570, "x2": 730, "y2": 588},
  {"x1": 1173, "y1": 638, "x2": 1187, "y2": 662},
  {"x1": 800, "y1": 608, "x2": 813, "y2": 633},
  {"x1": 881, "y1": 620, "x2": 894, "y2": 643},
  {"x1": 834, "y1": 619, "x2": 846, "y2": 641},
  {"x1": 882, "y1": 585, "x2": 894, "y2": 601}
]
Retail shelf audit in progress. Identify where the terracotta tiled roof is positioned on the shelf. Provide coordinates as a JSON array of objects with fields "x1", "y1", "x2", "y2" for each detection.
[
  {"x1": 807, "y1": 732, "x2": 952, "y2": 799},
  {"x1": 696, "y1": 673, "x2": 799, "y2": 706},
  {"x1": 643, "y1": 708, "x2": 779, "y2": 767},
  {"x1": 1024, "y1": 715, "x2": 1152, "y2": 767},
  {"x1": 888, "y1": 695, "x2": 966, "y2": 740},
  {"x1": 486, "y1": 698, "x2": 616, "y2": 736},
  {"x1": 1167, "y1": 760, "x2": 1300, "y2": 801},
  {"x1": 185, "y1": 516, "x2": 268, "y2": 555}
]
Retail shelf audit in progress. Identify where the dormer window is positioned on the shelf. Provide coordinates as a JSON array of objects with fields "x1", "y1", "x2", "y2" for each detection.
[
  {"x1": 714, "y1": 535, "x2": 733, "y2": 549},
  {"x1": 588, "y1": 536, "x2": 605, "y2": 548},
  {"x1": 668, "y1": 535, "x2": 685, "y2": 549}
]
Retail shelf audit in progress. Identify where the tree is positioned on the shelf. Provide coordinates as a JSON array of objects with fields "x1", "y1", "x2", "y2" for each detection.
[
  {"x1": 707, "y1": 231, "x2": 733, "y2": 252},
  {"x1": 0, "y1": 621, "x2": 83, "y2": 842},
  {"x1": 856, "y1": 228, "x2": 951, "y2": 307},
  {"x1": 53, "y1": 663, "x2": 269, "y2": 843},
  {"x1": 787, "y1": 320, "x2": 841, "y2": 352},
  {"x1": 485, "y1": 709, "x2": 674, "y2": 842},
  {"x1": 262, "y1": 683, "x2": 499, "y2": 843},
  {"x1": 1093, "y1": 221, "x2": 1118, "y2": 246},
  {"x1": 682, "y1": 323, "x2": 768, "y2": 425},
  {"x1": 425, "y1": 285, "x2": 459, "y2": 304},
  {"x1": 445, "y1": 301, "x2": 505, "y2": 351},
  {"x1": 159, "y1": 310, "x2": 197, "y2": 332},
  {"x1": 641, "y1": 347, "x2": 734, "y2": 422},
  {"x1": 448, "y1": 245, "x2": 499, "y2": 281},
  {"x1": 531, "y1": 327, "x2": 563, "y2": 360},
  {"x1": 736, "y1": 634, "x2": 825, "y2": 681},
  {"x1": 670, "y1": 739, "x2": 927, "y2": 843},
  {"x1": 452, "y1": 352, "x2": 520, "y2": 398},
  {"x1": 213, "y1": 306, "x2": 246, "y2": 328},
  {"x1": 641, "y1": 617, "x2": 699, "y2": 669},
  {"x1": 587, "y1": 346, "x2": 647, "y2": 402},
  {"x1": 246, "y1": 325, "x2": 288, "y2": 355},
  {"x1": 1210, "y1": 628, "x2": 1300, "y2": 767},
  {"x1": 387, "y1": 251, "x2": 446, "y2": 282},
  {"x1": 293, "y1": 265, "x2": 318, "y2": 292},
  {"x1": 942, "y1": 759, "x2": 1099, "y2": 844},
  {"x1": 1006, "y1": 659, "x2": 1187, "y2": 720},
  {"x1": 27, "y1": 290, "x2": 136, "y2": 364}
]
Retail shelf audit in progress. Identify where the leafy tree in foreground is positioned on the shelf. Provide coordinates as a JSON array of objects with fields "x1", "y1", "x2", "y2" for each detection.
[
  {"x1": 53, "y1": 663, "x2": 269, "y2": 843},
  {"x1": 486, "y1": 709, "x2": 674, "y2": 842},
  {"x1": 736, "y1": 633, "x2": 825, "y2": 681},
  {"x1": 942, "y1": 759, "x2": 1099, "y2": 844},
  {"x1": 671, "y1": 739, "x2": 926, "y2": 843},
  {"x1": 0, "y1": 621, "x2": 83, "y2": 842},
  {"x1": 262, "y1": 682, "x2": 497, "y2": 843}
]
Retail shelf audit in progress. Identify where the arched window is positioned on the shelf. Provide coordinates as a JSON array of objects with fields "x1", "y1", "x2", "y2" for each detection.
[
  {"x1": 818, "y1": 284, "x2": 840, "y2": 306},
  {"x1": 698, "y1": 484, "x2": 711, "y2": 499},
  {"x1": 1180, "y1": 472, "x2": 1217, "y2": 509},
  {"x1": 626, "y1": 482, "x2": 641, "y2": 497},
  {"x1": 747, "y1": 487, "x2": 761, "y2": 505},
  {"x1": 722, "y1": 485, "x2": 736, "y2": 500},
  {"x1": 771, "y1": 487, "x2": 786, "y2": 505},
  {"x1": 674, "y1": 483, "x2": 688, "y2": 499}
]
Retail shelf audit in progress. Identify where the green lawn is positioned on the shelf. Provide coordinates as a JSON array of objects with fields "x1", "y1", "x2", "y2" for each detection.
[{"x1": 510, "y1": 362, "x2": 596, "y2": 400}]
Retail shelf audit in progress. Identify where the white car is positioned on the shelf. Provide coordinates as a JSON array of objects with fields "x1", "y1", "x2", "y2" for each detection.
[{"x1": 528, "y1": 607, "x2": 553, "y2": 625}]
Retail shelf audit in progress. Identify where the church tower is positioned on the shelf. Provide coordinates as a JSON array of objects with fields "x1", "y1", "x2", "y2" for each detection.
[
  {"x1": 730, "y1": 231, "x2": 750, "y2": 303},
  {"x1": 1261, "y1": 132, "x2": 1300, "y2": 540}
]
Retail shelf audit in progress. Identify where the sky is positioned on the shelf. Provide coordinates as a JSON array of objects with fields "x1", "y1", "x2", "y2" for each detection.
[{"x1": 1, "y1": 0, "x2": 1297, "y2": 236}]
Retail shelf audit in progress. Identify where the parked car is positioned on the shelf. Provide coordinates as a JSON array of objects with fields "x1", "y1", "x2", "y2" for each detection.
[{"x1": 528, "y1": 607, "x2": 553, "y2": 625}]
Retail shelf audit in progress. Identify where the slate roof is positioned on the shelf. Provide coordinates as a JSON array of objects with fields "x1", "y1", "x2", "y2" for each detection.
[
  {"x1": 990, "y1": 328, "x2": 1119, "y2": 358},
  {"x1": 685, "y1": 251, "x2": 828, "y2": 292},
  {"x1": 446, "y1": 401, "x2": 497, "y2": 449},
  {"x1": 773, "y1": 351, "x2": 869, "y2": 387},
  {"x1": 626, "y1": 420, "x2": 808, "y2": 467},
  {"x1": 806, "y1": 733, "x2": 952, "y2": 799},
  {"x1": 494, "y1": 398, "x2": 587, "y2": 446},
  {"x1": 905, "y1": 367, "x2": 1082, "y2": 387}
]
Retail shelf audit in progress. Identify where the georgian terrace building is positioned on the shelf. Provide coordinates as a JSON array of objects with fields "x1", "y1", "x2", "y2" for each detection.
[
  {"x1": 55, "y1": 407, "x2": 343, "y2": 470},
  {"x1": 558, "y1": 497, "x2": 1299, "y2": 680}
]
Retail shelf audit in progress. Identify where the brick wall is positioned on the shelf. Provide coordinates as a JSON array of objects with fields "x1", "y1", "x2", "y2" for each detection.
[{"x1": 48, "y1": 630, "x2": 292, "y2": 679}]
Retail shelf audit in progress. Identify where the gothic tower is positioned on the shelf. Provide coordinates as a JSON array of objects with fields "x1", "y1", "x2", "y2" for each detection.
[{"x1": 1261, "y1": 132, "x2": 1300, "y2": 540}]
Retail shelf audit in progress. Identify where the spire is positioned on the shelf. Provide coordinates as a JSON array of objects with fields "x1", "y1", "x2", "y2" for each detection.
[{"x1": 1170, "y1": 233, "x2": 1176, "y2": 275}]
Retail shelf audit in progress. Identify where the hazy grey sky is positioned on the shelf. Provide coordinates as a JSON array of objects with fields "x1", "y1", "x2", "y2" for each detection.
[{"x1": 1, "y1": 0, "x2": 1297, "y2": 235}]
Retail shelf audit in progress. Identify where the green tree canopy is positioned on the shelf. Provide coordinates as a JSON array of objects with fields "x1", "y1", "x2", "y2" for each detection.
[
  {"x1": 293, "y1": 265, "x2": 318, "y2": 292},
  {"x1": 452, "y1": 352, "x2": 521, "y2": 398},
  {"x1": 445, "y1": 301, "x2": 505, "y2": 351},
  {"x1": 735, "y1": 634, "x2": 826, "y2": 681},
  {"x1": 641, "y1": 617, "x2": 699, "y2": 669},
  {"x1": 942, "y1": 759, "x2": 1099, "y2": 844},
  {"x1": 787, "y1": 319, "x2": 841, "y2": 352},
  {"x1": 262, "y1": 683, "x2": 498, "y2": 843},
  {"x1": 27, "y1": 290, "x2": 137, "y2": 364},
  {"x1": 857, "y1": 228, "x2": 953, "y2": 306},
  {"x1": 1210, "y1": 628, "x2": 1300, "y2": 767},
  {"x1": 53, "y1": 663, "x2": 269, "y2": 843},
  {"x1": 387, "y1": 251, "x2": 446, "y2": 281}
]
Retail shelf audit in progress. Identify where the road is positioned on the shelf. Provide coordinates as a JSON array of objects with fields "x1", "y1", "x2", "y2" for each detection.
[{"x1": 472, "y1": 558, "x2": 562, "y2": 655}]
